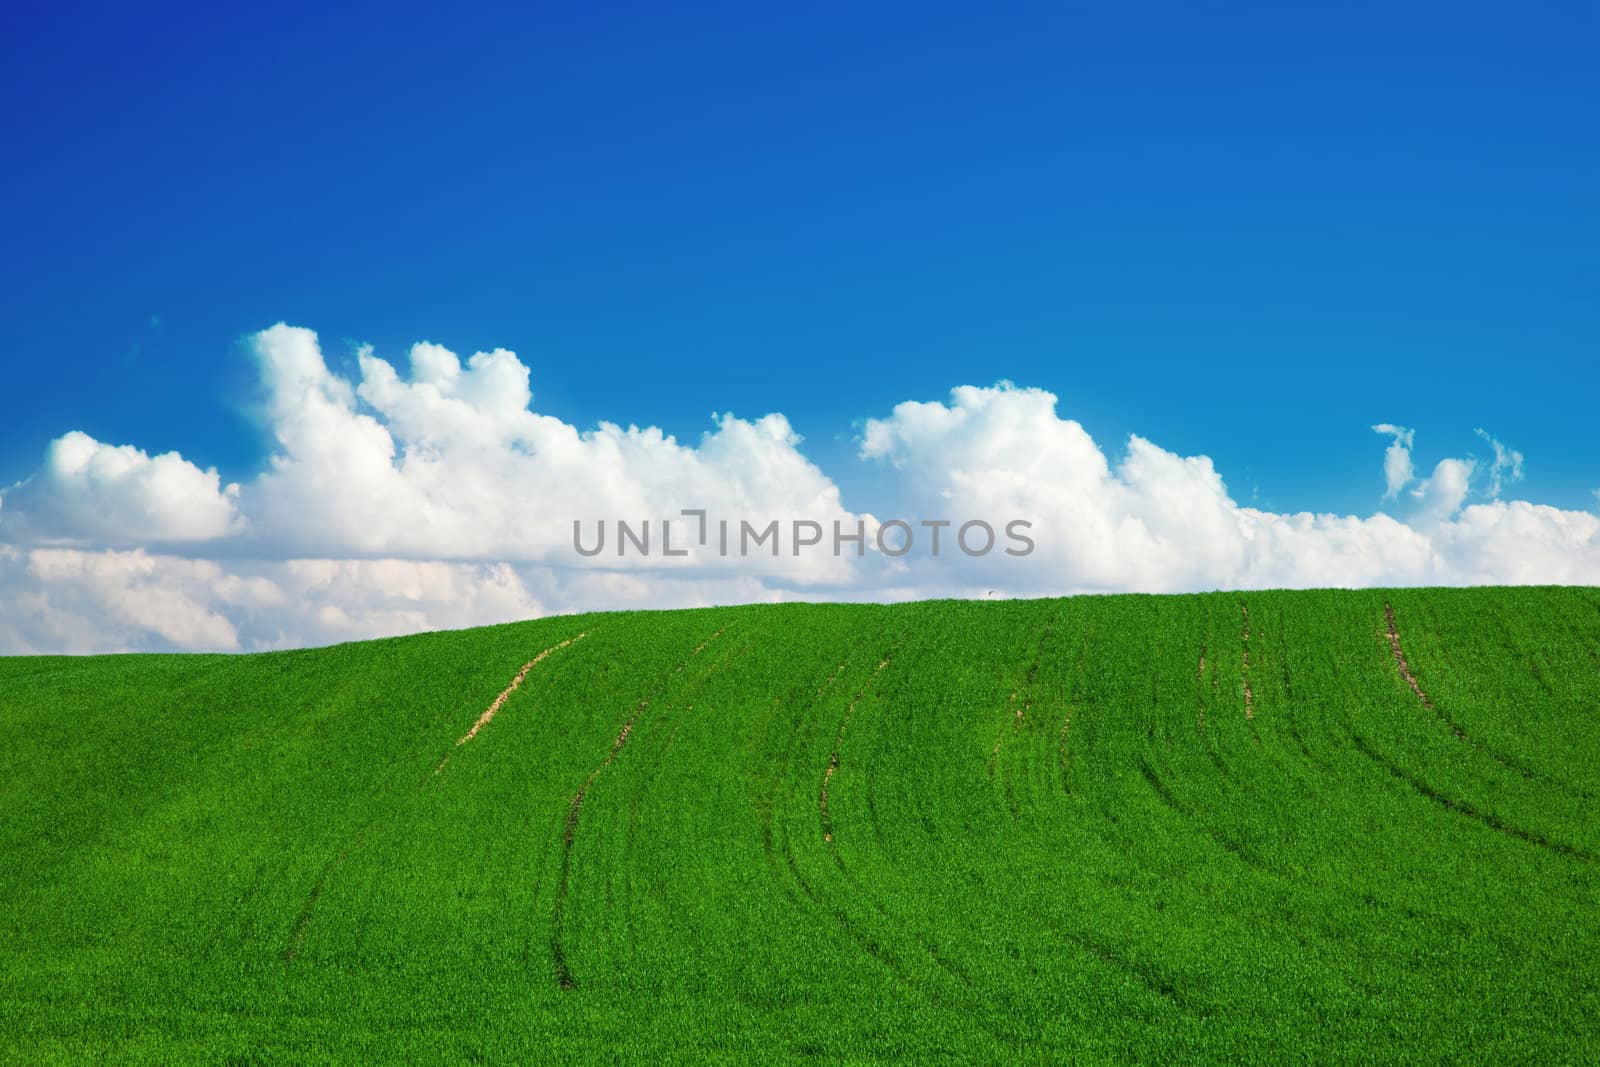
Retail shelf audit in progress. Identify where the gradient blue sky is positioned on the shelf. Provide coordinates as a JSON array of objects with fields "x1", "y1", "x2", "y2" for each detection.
[{"x1": 3, "y1": 2, "x2": 1596, "y2": 517}]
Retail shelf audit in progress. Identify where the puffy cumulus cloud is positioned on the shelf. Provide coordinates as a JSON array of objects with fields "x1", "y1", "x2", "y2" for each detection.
[
  {"x1": 1408, "y1": 457, "x2": 1477, "y2": 526},
  {"x1": 244, "y1": 324, "x2": 860, "y2": 582},
  {"x1": 1368, "y1": 423, "x2": 1524, "y2": 514},
  {"x1": 1371, "y1": 424, "x2": 1415, "y2": 499},
  {"x1": 0, "y1": 431, "x2": 239, "y2": 543},
  {"x1": 276, "y1": 558, "x2": 544, "y2": 647},
  {"x1": 861, "y1": 383, "x2": 1599, "y2": 594},
  {"x1": 1, "y1": 324, "x2": 1597, "y2": 653},
  {"x1": 1434, "y1": 502, "x2": 1600, "y2": 586},
  {"x1": 863, "y1": 386, "x2": 1238, "y2": 591}
]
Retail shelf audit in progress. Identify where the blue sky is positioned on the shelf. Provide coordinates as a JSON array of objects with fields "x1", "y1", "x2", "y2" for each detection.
[{"x1": 2, "y1": 2, "x2": 1596, "y2": 520}]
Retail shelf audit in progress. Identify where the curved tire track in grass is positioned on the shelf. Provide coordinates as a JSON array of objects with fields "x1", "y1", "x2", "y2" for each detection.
[
  {"x1": 620, "y1": 630, "x2": 759, "y2": 966},
  {"x1": 1240, "y1": 603, "x2": 1261, "y2": 748},
  {"x1": 1136, "y1": 757, "x2": 1268, "y2": 873},
  {"x1": 1273, "y1": 613, "x2": 1328, "y2": 772},
  {"x1": 284, "y1": 844, "x2": 350, "y2": 961},
  {"x1": 764, "y1": 635, "x2": 1025, "y2": 1044},
  {"x1": 761, "y1": 649, "x2": 996, "y2": 1039},
  {"x1": 819, "y1": 658, "x2": 891, "y2": 847},
  {"x1": 1345, "y1": 724, "x2": 1596, "y2": 865},
  {"x1": 1192, "y1": 614, "x2": 1235, "y2": 779},
  {"x1": 1384, "y1": 603, "x2": 1593, "y2": 800},
  {"x1": 290, "y1": 630, "x2": 593, "y2": 959},
  {"x1": 549, "y1": 625, "x2": 725, "y2": 990}
]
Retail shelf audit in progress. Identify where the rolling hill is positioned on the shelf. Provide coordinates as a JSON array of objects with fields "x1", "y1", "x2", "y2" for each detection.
[{"x1": 2, "y1": 588, "x2": 1598, "y2": 1062}]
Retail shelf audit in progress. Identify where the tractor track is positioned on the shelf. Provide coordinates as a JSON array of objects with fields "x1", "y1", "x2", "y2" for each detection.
[
  {"x1": 1274, "y1": 614, "x2": 1328, "y2": 772},
  {"x1": 785, "y1": 636, "x2": 1001, "y2": 1019},
  {"x1": 1384, "y1": 604, "x2": 1594, "y2": 800},
  {"x1": 285, "y1": 631, "x2": 591, "y2": 961},
  {"x1": 1137, "y1": 758, "x2": 1267, "y2": 873},
  {"x1": 754, "y1": 657, "x2": 853, "y2": 903},
  {"x1": 1346, "y1": 726, "x2": 1596, "y2": 864},
  {"x1": 621, "y1": 631, "x2": 760, "y2": 963},
  {"x1": 284, "y1": 846, "x2": 347, "y2": 962},
  {"x1": 762, "y1": 649, "x2": 1022, "y2": 1048},
  {"x1": 285, "y1": 731, "x2": 442, "y2": 960},
  {"x1": 549, "y1": 625, "x2": 726, "y2": 989},
  {"x1": 1240, "y1": 603, "x2": 1255, "y2": 723},
  {"x1": 820, "y1": 658, "x2": 892, "y2": 846},
  {"x1": 457, "y1": 633, "x2": 589, "y2": 746},
  {"x1": 1384, "y1": 604, "x2": 1450, "y2": 728}
]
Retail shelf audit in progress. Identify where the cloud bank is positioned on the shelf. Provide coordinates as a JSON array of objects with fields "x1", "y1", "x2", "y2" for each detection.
[{"x1": 2, "y1": 323, "x2": 1596, "y2": 652}]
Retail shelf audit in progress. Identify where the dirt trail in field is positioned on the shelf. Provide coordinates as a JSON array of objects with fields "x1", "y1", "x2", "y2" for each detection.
[
  {"x1": 1240, "y1": 604, "x2": 1255, "y2": 721},
  {"x1": 1383, "y1": 604, "x2": 1451, "y2": 727},
  {"x1": 549, "y1": 625, "x2": 725, "y2": 989},
  {"x1": 457, "y1": 633, "x2": 589, "y2": 746},
  {"x1": 820, "y1": 658, "x2": 891, "y2": 845}
]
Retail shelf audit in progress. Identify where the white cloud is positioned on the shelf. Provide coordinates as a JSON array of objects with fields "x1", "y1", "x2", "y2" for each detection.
[
  {"x1": 0, "y1": 548, "x2": 546, "y2": 654},
  {"x1": 1408, "y1": 456, "x2": 1477, "y2": 526},
  {"x1": 0, "y1": 547, "x2": 241, "y2": 654},
  {"x1": 1371, "y1": 423, "x2": 1415, "y2": 499},
  {"x1": 861, "y1": 384, "x2": 1595, "y2": 593},
  {"x1": 0, "y1": 431, "x2": 239, "y2": 543},
  {"x1": 243, "y1": 324, "x2": 861, "y2": 583},
  {"x1": 0, "y1": 325, "x2": 1596, "y2": 654},
  {"x1": 1474, "y1": 428, "x2": 1525, "y2": 499}
]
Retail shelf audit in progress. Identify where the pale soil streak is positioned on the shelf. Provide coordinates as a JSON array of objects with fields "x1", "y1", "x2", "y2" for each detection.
[
  {"x1": 457, "y1": 632, "x2": 589, "y2": 746},
  {"x1": 1240, "y1": 604, "x2": 1254, "y2": 721},
  {"x1": 820, "y1": 659, "x2": 891, "y2": 844},
  {"x1": 551, "y1": 626, "x2": 724, "y2": 989},
  {"x1": 1383, "y1": 603, "x2": 1456, "y2": 731}
]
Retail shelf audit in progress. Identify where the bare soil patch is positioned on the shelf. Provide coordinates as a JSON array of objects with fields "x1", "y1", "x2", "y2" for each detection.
[{"x1": 458, "y1": 632, "x2": 589, "y2": 745}]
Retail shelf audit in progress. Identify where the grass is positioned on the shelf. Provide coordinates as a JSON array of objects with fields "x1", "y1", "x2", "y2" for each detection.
[{"x1": 1, "y1": 587, "x2": 1598, "y2": 1062}]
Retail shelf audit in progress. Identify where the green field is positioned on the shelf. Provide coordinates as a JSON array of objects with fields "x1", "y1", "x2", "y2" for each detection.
[{"x1": 2, "y1": 588, "x2": 1598, "y2": 1062}]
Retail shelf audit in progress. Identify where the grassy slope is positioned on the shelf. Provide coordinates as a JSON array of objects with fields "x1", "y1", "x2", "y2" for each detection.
[{"x1": 1, "y1": 588, "x2": 1598, "y2": 1062}]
